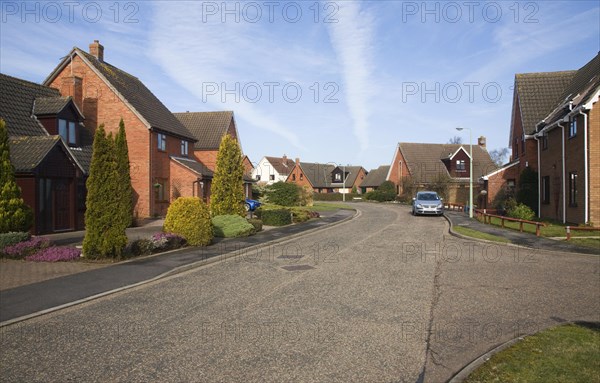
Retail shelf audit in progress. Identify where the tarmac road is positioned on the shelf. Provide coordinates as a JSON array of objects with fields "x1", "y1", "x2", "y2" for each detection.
[{"x1": 1, "y1": 203, "x2": 598, "y2": 382}]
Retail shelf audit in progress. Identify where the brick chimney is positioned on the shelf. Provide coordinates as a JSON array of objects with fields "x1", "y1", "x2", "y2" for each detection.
[
  {"x1": 60, "y1": 76, "x2": 83, "y2": 111},
  {"x1": 295, "y1": 157, "x2": 300, "y2": 165},
  {"x1": 282, "y1": 154, "x2": 287, "y2": 164},
  {"x1": 478, "y1": 136, "x2": 486, "y2": 148},
  {"x1": 89, "y1": 40, "x2": 104, "y2": 62}
]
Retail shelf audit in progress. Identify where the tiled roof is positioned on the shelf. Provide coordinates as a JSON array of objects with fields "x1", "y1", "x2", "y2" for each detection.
[
  {"x1": 543, "y1": 53, "x2": 600, "y2": 127},
  {"x1": 34, "y1": 96, "x2": 73, "y2": 116},
  {"x1": 264, "y1": 156, "x2": 296, "y2": 176},
  {"x1": 174, "y1": 111, "x2": 234, "y2": 150},
  {"x1": 398, "y1": 143, "x2": 498, "y2": 183},
  {"x1": 48, "y1": 49, "x2": 196, "y2": 141},
  {"x1": 514, "y1": 70, "x2": 576, "y2": 135},
  {"x1": 0, "y1": 73, "x2": 59, "y2": 136},
  {"x1": 170, "y1": 156, "x2": 214, "y2": 178},
  {"x1": 331, "y1": 166, "x2": 366, "y2": 188},
  {"x1": 69, "y1": 126, "x2": 94, "y2": 173},
  {"x1": 9, "y1": 136, "x2": 62, "y2": 172},
  {"x1": 361, "y1": 165, "x2": 390, "y2": 187},
  {"x1": 298, "y1": 162, "x2": 337, "y2": 188}
]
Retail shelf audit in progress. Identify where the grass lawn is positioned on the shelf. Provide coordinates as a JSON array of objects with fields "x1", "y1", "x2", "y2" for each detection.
[
  {"x1": 464, "y1": 323, "x2": 600, "y2": 383},
  {"x1": 568, "y1": 237, "x2": 600, "y2": 250},
  {"x1": 453, "y1": 226, "x2": 511, "y2": 244},
  {"x1": 310, "y1": 202, "x2": 356, "y2": 211},
  {"x1": 481, "y1": 217, "x2": 599, "y2": 238}
]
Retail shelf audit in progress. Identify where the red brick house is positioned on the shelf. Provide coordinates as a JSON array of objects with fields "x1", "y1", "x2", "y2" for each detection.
[
  {"x1": 534, "y1": 53, "x2": 599, "y2": 224},
  {"x1": 0, "y1": 73, "x2": 89, "y2": 234},
  {"x1": 174, "y1": 111, "x2": 254, "y2": 200},
  {"x1": 360, "y1": 165, "x2": 390, "y2": 193},
  {"x1": 286, "y1": 159, "x2": 366, "y2": 194},
  {"x1": 43, "y1": 41, "x2": 207, "y2": 218},
  {"x1": 387, "y1": 141, "x2": 497, "y2": 205}
]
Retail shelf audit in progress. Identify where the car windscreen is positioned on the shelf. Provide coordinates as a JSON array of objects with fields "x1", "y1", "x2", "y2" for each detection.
[{"x1": 418, "y1": 193, "x2": 439, "y2": 201}]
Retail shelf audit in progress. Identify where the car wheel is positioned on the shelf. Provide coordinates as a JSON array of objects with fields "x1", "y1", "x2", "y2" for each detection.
[{"x1": 245, "y1": 203, "x2": 251, "y2": 212}]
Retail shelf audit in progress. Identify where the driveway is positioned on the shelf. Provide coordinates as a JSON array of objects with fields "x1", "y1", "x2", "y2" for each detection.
[{"x1": 1, "y1": 203, "x2": 598, "y2": 382}]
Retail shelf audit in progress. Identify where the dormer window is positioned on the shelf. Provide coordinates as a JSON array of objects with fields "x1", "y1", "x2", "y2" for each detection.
[
  {"x1": 334, "y1": 173, "x2": 342, "y2": 181},
  {"x1": 58, "y1": 119, "x2": 77, "y2": 146},
  {"x1": 181, "y1": 140, "x2": 189, "y2": 157},
  {"x1": 456, "y1": 160, "x2": 466, "y2": 171}
]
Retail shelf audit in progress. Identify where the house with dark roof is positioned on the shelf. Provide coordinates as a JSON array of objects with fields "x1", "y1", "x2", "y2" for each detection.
[
  {"x1": 174, "y1": 111, "x2": 254, "y2": 200},
  {"x1": 0, "y1": 73, "x2": 89, "y2": 234},
  {"x1": 534, "y1": 52, "x2": 600, "y2": 224},
  {"x1": 387, "y1": 141, "x2": 497, "y2": 205},
  {"x1": 285, "y1": 159, "x2": 367, "y2": 193},
  {"x1": 360, "y1": 165, "x2": 391, "y2": 193},
  {"x1": 43, "y1": 40, "x2": 206, "y2": 218},
  {"x1": 252, "y1": 155, "x2": 296, "y2": 184}
]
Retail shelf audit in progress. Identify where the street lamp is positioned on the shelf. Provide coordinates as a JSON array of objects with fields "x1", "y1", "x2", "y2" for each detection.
[{"x1": 456, "y1": 127, "x2": 473, "y2": 218}]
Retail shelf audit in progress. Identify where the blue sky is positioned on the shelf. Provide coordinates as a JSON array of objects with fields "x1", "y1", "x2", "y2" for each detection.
[{"x1": 1, "y1": 1, "x2": 598, "y2": 170}]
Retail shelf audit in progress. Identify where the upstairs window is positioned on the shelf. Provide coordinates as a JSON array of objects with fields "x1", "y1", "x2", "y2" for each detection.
[
  {"x1": 255, "y1": 175, "x2": 261, "y2": 181},
  {"x1": 334, "y1": 173, "x2": 342, "y2": 181},
  {"x1": 269, "y1": 175, "x2": 275, "y2": 181},
  {"x1": 456, "y1": 160, "x2": 466, "y2": 171},
  {"x1": 569, "y1": 118, "x2": 577, "y2": 138},
  {"x1": 58, "y1": 119, "x2": 77, "y2": 146},
  {"x1": 181, "y1": 140, "x2": 188, "y2": 157},
  {"x1": 158, "y1": 134, "x2": 166, "y2": 151}
]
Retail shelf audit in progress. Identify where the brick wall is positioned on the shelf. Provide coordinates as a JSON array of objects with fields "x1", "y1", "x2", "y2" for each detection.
[
  {"x1": 588, "y1": 105, "x2": 600, "y2": 225},
  {"x1": 169, "y1": 160, "x2": 200, "y2": 200},
  {"x1": 387, "y1": 147, "x2": 410, "y2": 194},
  {"x1": 286, "y1": 164, "x2": 314, "y2": 191},
  {"x1": 539, "y1": 122, "x2": 564, "y2": 221},
  {"x1": 484, "y1": 164, "x2": 519, "y2": 209}
]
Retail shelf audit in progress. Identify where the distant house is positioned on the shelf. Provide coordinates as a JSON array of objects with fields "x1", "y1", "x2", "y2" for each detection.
[
  {"x1": 387, "y1": 140, "x2": 497, "y2": 205},
  {"x1": 360, "y1": 165, "x2": 390, "y2": 193},
  {"x1": 174, "y1": 111, "x2": 254, "y2": 200},
  {"x1": 0, "y1": 73, "x2": 90, "y2": 234},
  {"x1": 286, "y1": 159, "x2": 366, "y2": 193},
  {"x1": 534, "y1": 53, "x2": 599, "y2": 224},
  {"x1": 252, "y1": 155, "x2": 296, "y2": 184},
  {"x1": 43, "y1": 40, "x2": 201, "y2": 218}
]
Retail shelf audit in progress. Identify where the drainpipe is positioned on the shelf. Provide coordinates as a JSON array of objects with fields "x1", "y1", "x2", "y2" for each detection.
[
  {"x1": 534, "y1": 134, "x2": 541, "y2": 218},
  {"x1": 558, "y1": 121, "x2": 566, "y2": 224},
  {"x1": 578, "y1": 109, "x2": 589, "y2": 224}
]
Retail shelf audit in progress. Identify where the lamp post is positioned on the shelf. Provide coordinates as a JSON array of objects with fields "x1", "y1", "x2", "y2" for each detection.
[{"x1": 456, "y1": 127, "x2": 473, "y2": 218}]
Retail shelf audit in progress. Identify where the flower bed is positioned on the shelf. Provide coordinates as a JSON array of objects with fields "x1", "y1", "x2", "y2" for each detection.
[
  {"x1": 2, "y1": 237, "x2": 52, "y2": 259},
  {"x1": 26, "y1": 246, "x2": 82, "y2": 262}
]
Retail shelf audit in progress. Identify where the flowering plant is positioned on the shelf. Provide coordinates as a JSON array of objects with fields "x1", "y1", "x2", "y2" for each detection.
[
  {"x1": 26, "y1": 246, "x2": 81, "y2": 262},
  {"x1": 3, "y1": 237, "x2": 52, "y2": 259}
]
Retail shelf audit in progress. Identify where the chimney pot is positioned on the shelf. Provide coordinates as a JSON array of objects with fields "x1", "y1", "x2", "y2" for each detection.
[
  {"x1": 478, "y1": 136, "x2": 486, "y2": 148},
  {"x1": 89, "y1": 40, "x2": 104, "y2": 62},
  {"x1": 295, "y1": 157, "x2": 300, "y2": 165}
]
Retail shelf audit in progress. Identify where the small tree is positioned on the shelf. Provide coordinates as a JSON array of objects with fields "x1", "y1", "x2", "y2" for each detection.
[
  {"x1": 489, "y1": 147, "x2": 510, "y2": 167},
  {"x1": 211, "y1": 135, "x2": 245, "y2": 216},
  {"x1": 115, "y1": 119, "x2": 133, "y2": 228},
  {"x1": 0, "y1": 119, "x2": 33, "y2": 233},
  {"x1": 83, "y1": 125, "x2": 127, "y2": 258},
  {"x1": 265, "y1": 181, "x2": 300, "y2": 206},
  {"x1": 448, "y1": 136, "x2": 463, "y2": 144},
  {"x1": 517, "y1": 167, "x2": 538, "y2": 214}
]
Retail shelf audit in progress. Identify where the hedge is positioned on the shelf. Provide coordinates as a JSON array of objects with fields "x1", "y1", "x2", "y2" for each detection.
[
  {"x1": 164, "y1": 197, "x2": 213, "y2": 246},
  {"x1": 212, "y1": 215, "x2": 255, "y2": 238},
  {"x1": 261, "y1": 209, "x2": 292, "y2": 226}
]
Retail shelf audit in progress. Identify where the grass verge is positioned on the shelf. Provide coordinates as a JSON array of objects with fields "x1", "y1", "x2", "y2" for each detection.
[
  {"x1": 464, "y1": 323, "x2": 600, "y2": 383},
  {"x1": 452, "y1": 226, "x2": 511, "y2": 244},
  {"x1": 311, "y1": 202, "x2": 356, "y2": 211},
  {"x1": 481, "y1": 217, "x2": 598, "y2": 238}
]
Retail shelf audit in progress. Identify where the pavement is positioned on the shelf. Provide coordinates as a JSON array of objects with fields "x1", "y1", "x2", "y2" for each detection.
[
  {"x1": 0, "y1": 209, "x2": 355, "y2": 324},
  {"x1": 445, "y1": 211, "x2": 600, "y2": 255}
]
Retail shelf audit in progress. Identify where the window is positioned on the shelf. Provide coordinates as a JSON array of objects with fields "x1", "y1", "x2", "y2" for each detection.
[
  {"x1": 300, "y1": 173, "x2": 304, "y2": 180},
  {"x1": 181, "y1": 140, "x2": 188, "y2": 156},
  {"x1": 58, "y1": 119, "x2": 78, "y2": 146},
  {"x1": 154, "y1": 180, "x2": 166, "y2": 201},
  {"x1": 569, "y1": 172, "x2": 578, "y2": 207},
  {"x1": 334, "y1": 173, "x2": 342, "y2": 181},
  {"x1": 521, "y1": 134, "x2": 525, "y2": 154},
  {"x1": 255, "y1": 175, "x2": 261, "y2": 181},
  {"x1": 569, "y1": 118, "x2": 577, "y2": 138},
  {"x1": 456, "y1": 160, "x2": 466, "y2": 171},
  {"x1": 542, "y1": 176, "x2": 550, "y2": 204},
  {"x1": 269, "y1": 175, "x2": 275, "y2": 181},
  {"x1": 507, "y1": 179, "x2": 516, "y2": 192},
  {"x1": 158, "y1": 134, "x2": 166, "y2": 151},
  {"x1": 541, "y1": 134, "x2": 548, "y2": 150},
  {"x1": 292, "y1": 174, "x2": 296, "y2": 181}
]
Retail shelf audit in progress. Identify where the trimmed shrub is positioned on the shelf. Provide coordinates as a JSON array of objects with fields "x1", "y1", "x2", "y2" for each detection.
[
  {"x1": 265, "y1": 182, "x2": 300, "y2": 206},
  {"x1": 0, "y1": 119, "x2": 33, "y2": 233},
  {"x1": 365, "y1": 189, "x2": 396, "y2": 202},
  {"x1": 291, "y1": 209, "x2": 311, "y2": 223},
  {"x1": 0, "y1": 232, "x2": 30, "y2": 252},
  {"x1": 164, "y1": 197, "x2": 213, "y2": 246},
  {"x1": 298, "y1": 186, "x2": 313, "y2": 207},
  {"x1": 247, "y1": 218, "x2": 263, "y2": 233},
  {"x1": 211, "y1": 135, "x2": 245, "y2": 217},
  {"x1": 26, "y1": 246, "x2": 81, "y2": 262},
  {"x1": 212, "y1": 215, "x2": 255, "y2": 238},
  {"x1": 261, "y1": 209, "x2": 292, "y2": 226},
  {"x1": 507, "y1": 203, "x2": 535, "y2": 221},
  {"x1": 3, "y1": 237, "x2": 51, "y2": 259}
]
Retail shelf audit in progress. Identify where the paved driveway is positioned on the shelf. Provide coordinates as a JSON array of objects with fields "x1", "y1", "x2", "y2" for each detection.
[{"x1": 1, "y1": 203, "x2": 598, "y2": 382}]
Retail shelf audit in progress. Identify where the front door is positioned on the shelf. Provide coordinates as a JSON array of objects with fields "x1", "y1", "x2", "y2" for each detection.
[{"x1": 53, "y1": 179, "x2": 71, "y2": 231}]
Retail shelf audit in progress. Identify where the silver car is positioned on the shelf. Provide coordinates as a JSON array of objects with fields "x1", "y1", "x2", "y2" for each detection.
[{"x1": 412, "y1": 191, "x2": 444, "y2": 216}]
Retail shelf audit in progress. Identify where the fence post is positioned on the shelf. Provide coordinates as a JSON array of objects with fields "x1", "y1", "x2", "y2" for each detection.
[
  {"x1": 519, "y1": 221, "x2": 523, "y2": 232},
  {"x1": 566, "y1": 226, "x2": 571, "y2": 241},
  {"x1": 536, "y1": 224, "x2": 540, "y2": 237}
]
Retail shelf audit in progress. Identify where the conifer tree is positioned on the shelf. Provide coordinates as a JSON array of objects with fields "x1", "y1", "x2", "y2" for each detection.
[
  {"x1": 83, "y1": 125, "x2": 127, "y2": 258},
  {"x1": 210, "y1": 134, "x2": 245, "y2": 216},
  {"x1": 115, "y1": 119, "x2": 133, "y2": 228},
  {"x1": 0, "y1": 119, "x2": 33, "y2": 233}
]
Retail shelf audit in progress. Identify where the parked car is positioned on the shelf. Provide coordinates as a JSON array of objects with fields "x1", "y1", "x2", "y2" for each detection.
[
  {"x1": 412, "y1": 191, "x2": 444, "y2": 216},
  {"x1": 245, "y1": 198, "x2": 261, "y2": 212}
]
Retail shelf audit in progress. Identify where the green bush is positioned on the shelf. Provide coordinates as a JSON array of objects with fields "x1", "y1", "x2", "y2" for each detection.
[
  {"x1": 212, "y1": 215, "x2": 255, "y2": 238},
  {"x1": 128, "y1": 239, "x2": 154, "y2": 257},
  {"x1": 247, "y1": 218, "x2": 263, "y2": 233},
  {"x1": 261, "y1": 209, "x2": 292, "y2": 226},
  {"x1": 0, "y1": 231, "x2": 30, "y2": 252},
  {"x1": 507, "y1": 203, "x2": 535, "y2": 221},
  {"x1": 211, "y1": 134, "x2": 245, "y2": 217},
  {"x1": 291, "y1": 208, "x2": 311, "y2": 223},
  {"x1": 265, "y1": 182, "x2": 300, "y2": 206},
  {"x1": 164, "y1": 197, "x2": 213, "y2": 246},
  {"x1": 364, "y1": 189, "x2": 396, "y2": 202},
  {"x1": 517, "y1": 167, "x2": 538, "y2": 214}
]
